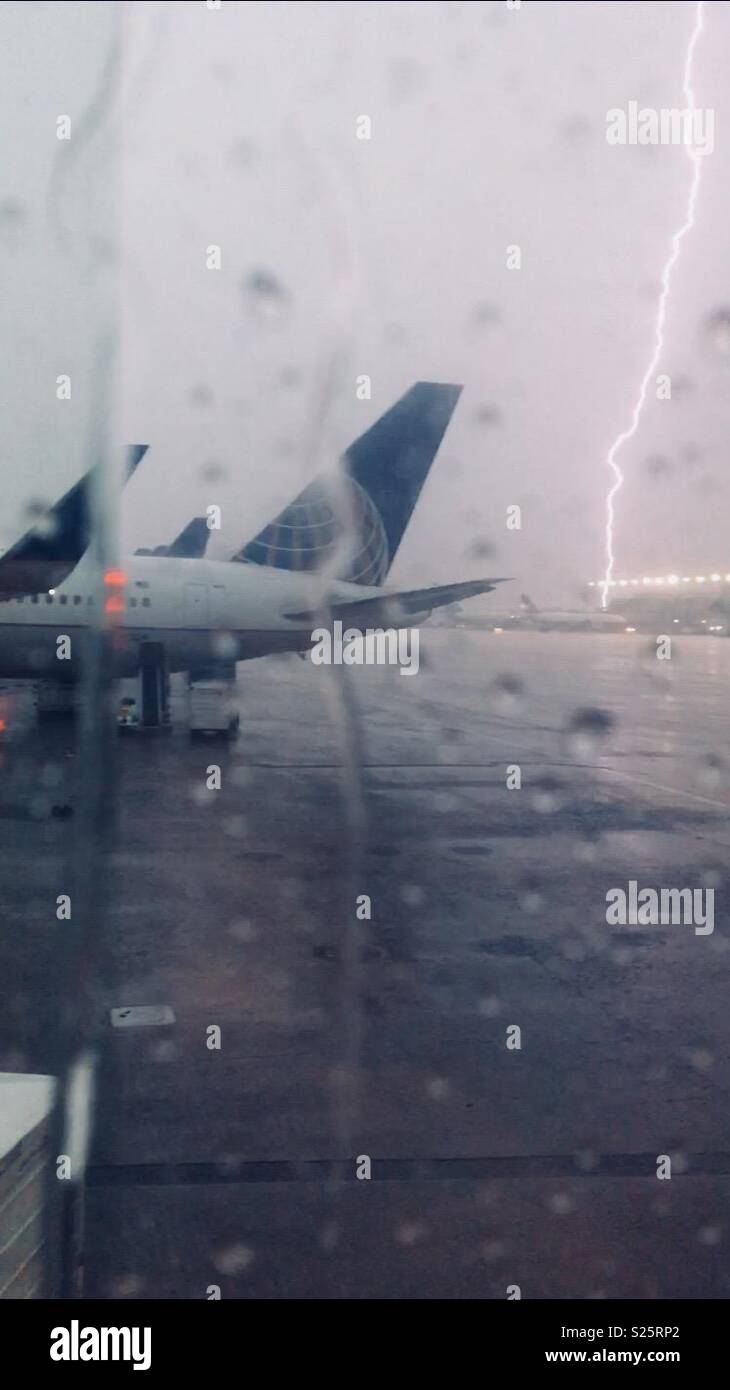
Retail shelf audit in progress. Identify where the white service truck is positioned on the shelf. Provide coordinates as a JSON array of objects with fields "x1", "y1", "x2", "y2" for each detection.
[{"x1": 188, "y1": 679, "x2": 240, "y2": 739}]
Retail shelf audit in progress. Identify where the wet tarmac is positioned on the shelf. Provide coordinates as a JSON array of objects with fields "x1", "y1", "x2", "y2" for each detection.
[{"x1": 2, "y1": 631, "x2": 729, "y2": 1298}]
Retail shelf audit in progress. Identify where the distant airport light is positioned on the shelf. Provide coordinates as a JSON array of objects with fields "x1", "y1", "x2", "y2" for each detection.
[{"x1": 589, "y1": 571, "x2": 730, "y2": 587}]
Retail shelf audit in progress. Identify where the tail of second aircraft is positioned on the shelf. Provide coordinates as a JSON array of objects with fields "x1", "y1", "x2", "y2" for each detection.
[
  {"x1": 135, "y1": 517, "x2": 210, "y2": 559},
  {"x1": 231, "y1": 382, "x2": 462, "y2": 585},
  {"x1": 167, "y1": 517, "x2": 210, "y2": 559}
]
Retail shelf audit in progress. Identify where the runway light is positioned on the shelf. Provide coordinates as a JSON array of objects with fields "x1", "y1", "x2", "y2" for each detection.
[
  {"x1": 711, "y1": 573, "x2": 721, "y2": 581},
  {"x1": 668, "y1": 575, "x2": 679, "y2": 585},
  {"x1": 625, "y1": 626, "x2": 636, "y2": 633},
  {"x1": 696, "y1": 575, "x2": 706, "y2": 583}
]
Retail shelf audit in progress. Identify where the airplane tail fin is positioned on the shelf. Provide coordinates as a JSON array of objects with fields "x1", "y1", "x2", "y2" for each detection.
[
  {"x1": 231, "y1": 383, "x2": 462, "y2": 585},
  {"x1": 0, "y1": 444, "x2": 148, "y2": 597},
  {"x1": 167, "y1": 517, "x2": 210, "y2": 559},
  {"x1": 126, "y1": 445, "x2": 149, "y2": 475}
]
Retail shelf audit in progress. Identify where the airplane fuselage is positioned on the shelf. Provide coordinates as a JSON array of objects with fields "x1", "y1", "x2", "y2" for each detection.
[{"x1": 0, "y1": 556, "x2": 383, "y2": 680}]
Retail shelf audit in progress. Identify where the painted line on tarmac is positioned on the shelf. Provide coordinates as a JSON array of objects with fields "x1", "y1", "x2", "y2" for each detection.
[{"x1": 87, "y1": 1152, "x2": 730, "y2": 1187}]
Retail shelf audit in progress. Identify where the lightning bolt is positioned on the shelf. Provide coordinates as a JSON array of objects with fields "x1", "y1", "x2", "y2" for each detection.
[{"x1": 601, "y1": 0, "x2": 706, "y2": 608}]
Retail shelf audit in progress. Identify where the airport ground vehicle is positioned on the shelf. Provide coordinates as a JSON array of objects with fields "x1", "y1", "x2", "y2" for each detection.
[{"x1": 188, "y1": 680, "x2": 240, "y2": 739}]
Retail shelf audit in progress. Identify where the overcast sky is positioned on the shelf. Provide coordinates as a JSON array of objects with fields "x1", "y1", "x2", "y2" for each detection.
[{"x1": 4, "y1": 0, "x2": 730, "y2": 605}]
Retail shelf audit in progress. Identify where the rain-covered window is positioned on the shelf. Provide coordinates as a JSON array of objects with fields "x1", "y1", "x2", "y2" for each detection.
[{"x1": 0, "y1": 0, "x2": 727, "y2": 1338}]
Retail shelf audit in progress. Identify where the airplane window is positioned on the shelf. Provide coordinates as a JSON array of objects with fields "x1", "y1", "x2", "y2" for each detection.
[
  {"x1": 142, "y1": 597, "x2": 151, "y2": 607},
  {"x1": 59, "y1": 595, "x2": 68, "y2": 605},
  {"x1": 73, "y1": 596, "x2": 82, "y2": 606},
  {"x1": 129, "y1": 597, "x2": 137, "y2": 608},
  {"x1": 31, "y1": 595, "x2": 39, "y2": 604},
  {"x1": 45, "y1": 595, "x2": 53, "y2": 604}
]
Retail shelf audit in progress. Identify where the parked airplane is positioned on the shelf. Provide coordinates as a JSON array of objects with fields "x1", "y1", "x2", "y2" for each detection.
[
  {"x1": 0, "y1": 384, "x2": 507, "y2": 682},
  {"x1": 509, "y1": 593, "x2": 626, "y2": 633}
]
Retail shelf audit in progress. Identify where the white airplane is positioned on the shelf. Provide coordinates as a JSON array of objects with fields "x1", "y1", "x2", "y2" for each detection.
[
  {"x1": 510, "y1": 594, "x2": 626, "y2": 633},
  {"x1": 0, "y1": 384, "x2": 508, "y2": 683}
]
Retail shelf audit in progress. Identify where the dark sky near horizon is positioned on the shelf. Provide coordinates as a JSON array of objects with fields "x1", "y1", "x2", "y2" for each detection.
[{"x1": 4, "y1": 0, "x2": 730, "y2": 606}]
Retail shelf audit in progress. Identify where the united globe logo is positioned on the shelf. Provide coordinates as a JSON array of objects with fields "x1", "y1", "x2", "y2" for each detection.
[{"x1": 239, "y1": 476, "x2": 389, "y2": 585}]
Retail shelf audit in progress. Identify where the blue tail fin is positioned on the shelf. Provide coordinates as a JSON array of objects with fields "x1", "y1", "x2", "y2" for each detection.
[
  {"x1": 164, "y1": 519, "x2": 208, "y2": 556},
  {"x1": 232, "y1": 383, "x2": 461, "y2": 585},
  {"x1": 166, "y1": 517, "x2": 210, "y2": 558},
  {"x1": 0, "y1": 445, "x2": 147, "y2": 597},
  {"x1": 135, "y1": 516, "x2": 210, "y2": 558}
]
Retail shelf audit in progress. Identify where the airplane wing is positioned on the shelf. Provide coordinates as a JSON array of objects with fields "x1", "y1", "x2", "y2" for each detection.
[
  {"x1": 0, "y1": 445, "x2": 148, "y2": 598},
  {"x1": 284, "y1": 576, "x2": 511, "y2": 626}
]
